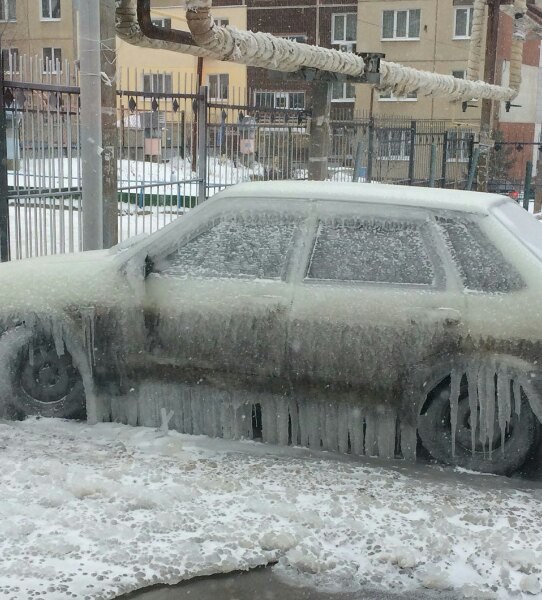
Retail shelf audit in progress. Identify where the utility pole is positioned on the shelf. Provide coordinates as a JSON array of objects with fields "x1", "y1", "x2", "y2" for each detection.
[
  {"x1": 77, "y1": 0, "x2": 118, "y2": 251},
  {"x1": 308, "y1": 79, "x2": 331, "y2": 181},
  {"x1": 477, "y1": 0, "x2": 501, "y2": 192}
]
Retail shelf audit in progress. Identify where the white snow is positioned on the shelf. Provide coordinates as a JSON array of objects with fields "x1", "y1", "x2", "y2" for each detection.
[{"x1": 0, "y1": 418, "x2": 541, "y2": 600}]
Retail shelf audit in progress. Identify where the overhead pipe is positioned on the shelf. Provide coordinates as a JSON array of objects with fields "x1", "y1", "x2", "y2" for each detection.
[
  {"x1": 467, "y1": 0, "x2": 487, "y2": 82},
  {"x1": 115, "y1": 0, "x2": 518, "y2": 102}
]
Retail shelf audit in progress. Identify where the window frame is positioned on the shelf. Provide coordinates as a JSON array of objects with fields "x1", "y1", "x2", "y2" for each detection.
[
  {"x1": 331, "y1": 81, "x2": 356, "y2": 103},
  {"x1": 0, "y1": 0, "x2": 15, "y2": 22},
  {"x1": 41, "y1": 0, "x2": 61, "y2": 21},
  {"x1": 453, "y1": 7, "x2": 474, "y2": 39},
  {"x1": 215, "y1": 17, "x2": 229, "y2": 27},
  {"x1": 42, "y1": 47, "x2": 62, "y2": 73},
  {"x1": 303, "y1": 214, "x2": 442, "y2": 289},
  {"x1": 381, "y1": 9, "x2": 421, "y2": 41},
  {"x1": 331, "y1": 13, "x2": 357, "y2": 44},
  {"x1": 254, "y1": 90, "x2": 305, "y2": 110},
  {"x1": 151, "y1": 17, "x2": 172, "y2": 29},
  {"x1": 2, "y1": 48, "x2": 19, "y2": 74},
  {"x1": 377, "y1": 128, "x2": 412, "y2": 161},
  {"x1": 446, "y1": 130, "x2": 472, "y2": 163},
  {"x1": 378, "y1": 90, "x2": 417, "y2": 102},
  {"x1": 142, "y1": 72, "x2": 173, "y2": 94},
  {"x1": 208, "y1": 73, "x2": 229, "y2": 101}
]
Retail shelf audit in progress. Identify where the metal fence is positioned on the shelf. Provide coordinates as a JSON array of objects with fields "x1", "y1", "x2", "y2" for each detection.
[{"x1": 2, "y1": 62, "x2": 492, "y2": 260}]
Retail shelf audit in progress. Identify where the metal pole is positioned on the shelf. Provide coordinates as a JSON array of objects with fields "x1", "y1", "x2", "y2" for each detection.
[
  {"x1": 0, "y1": 51, "x2": 9, "y2": 261},
  {"x1": 523, "y1": 160, "x2": 532, "y2": 211},
  {"x1": 428, "y1": 143, "x2": 437, "y2": 187},
  {"x1": 308, "y1": 80, "x2": 331, "y2": 181},
  {"x1": 441, "y1": 131, "x2": 448, "y2": 188},
  {"x1": 197, "y1": 85, "x2": 208, "y2": 204},
  {"x1": 100, "y1": 0, "x2": 118, "y2": 248},
  {"x1": 408, "y1": 120, "x2": 416, "y2": 185},
  {"x1": 352, "y1": 140, "x2": 363, "y2": 182},
  {"x1": 466, "y1": 148, "x2": 481, "y2": 190},
  {"x1": 78, "y1": 0, "x2": 103, "y2": 250},
  {"x1": 367, "y1": 117, "x2": 374, "y2": 183}
]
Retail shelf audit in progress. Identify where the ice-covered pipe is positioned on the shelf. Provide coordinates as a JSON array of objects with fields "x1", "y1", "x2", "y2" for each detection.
[
  {"x1": 467, "y1": 0, "x2": 487, "y2": 82},
  {"x1": 509, "y1": 0, "x2": 527, "y2": 92},
  {"x1": 115, "y1": 0, "x2": 518, "y2": 101}
]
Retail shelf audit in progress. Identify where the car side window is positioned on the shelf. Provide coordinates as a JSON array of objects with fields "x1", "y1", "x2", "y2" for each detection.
[
  {"x1": 436, "y1": 216, "x2": 525, "y2": 293},
  {"x1": 306, "y1": 217, "x2": 435, "y2": 285},
  {"x1": 157, "y1": 213, "x2": 299, "y2": 280}
]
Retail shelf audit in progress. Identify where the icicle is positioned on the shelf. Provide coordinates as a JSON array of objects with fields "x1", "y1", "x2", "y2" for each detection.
[
  {"x1": 485, "y1": 366, "x2": 496, "y2": 458},
  {"x1": 478, "y1": 365, "x2": 488, "y2": 452},
  {"x1": 52, "y1": 320, "x2": 64, "y2": 357},
  {"x1": 337, "y1": 403, "x2": 349, "y2": 454},
  {"x1": 276, "y1": 398, "x2": 289, "y2": 447},
  {"x1": 496, "y1": 368, "x2": 512, "y2": 456},
  {"x1": 28, "y1": 338, "x2": 34, "y2": 366},
  {"x1": 365, "y1": 414, "x2": 378, "y2": 457},
  {"x1": 376, "y1": 411, "x2": 396, "y2": 460},
  {"x1": 513, "y1": 379, "x2": 522, "y2": 418},
  {"x1": 467, "y1": 366, "x2": 479, "y2": 455},
  {"x1": 449, "y1": 367, "x2": 461, "y2": 458},
  {"x1": 81, "y1": 307, "x2": 96, "y2": 374},
  {"x1": 350, "y1": 406, "x2": 364, "y2": 455}
]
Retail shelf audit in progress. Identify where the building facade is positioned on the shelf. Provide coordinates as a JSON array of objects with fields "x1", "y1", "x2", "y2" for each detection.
[
  {"x1": 246, "y1": 0, "x2": 358, "y2": 116},
  {"x1": 0, "y1": 0, "x2": 77, "y2": 77}
]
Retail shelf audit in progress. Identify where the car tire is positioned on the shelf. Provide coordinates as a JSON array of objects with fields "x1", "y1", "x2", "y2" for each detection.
[
  {"x1": 418, "y1": 374, "x2": 540, "y2": 475},
  {"x1": 0, "y1": 326, "x2": 86, "y2": 420}
]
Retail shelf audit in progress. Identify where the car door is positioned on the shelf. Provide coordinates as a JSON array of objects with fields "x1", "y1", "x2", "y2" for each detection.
[
  {"x1": 142, "y1": 202, "x2": 304, "y2": 390},
  {"x1": 287, "y1": 201, "x2": 467, "y2": 457}
]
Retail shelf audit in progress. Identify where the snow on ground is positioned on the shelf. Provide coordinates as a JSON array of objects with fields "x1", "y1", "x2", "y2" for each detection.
[{"x1": 1, "y1": 418, "x2": 542, "y2": 600}]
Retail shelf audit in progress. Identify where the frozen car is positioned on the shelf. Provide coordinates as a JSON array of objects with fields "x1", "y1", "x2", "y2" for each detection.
[{"x1": 1, "y1": 181, "x2": 541, "y2": 475}]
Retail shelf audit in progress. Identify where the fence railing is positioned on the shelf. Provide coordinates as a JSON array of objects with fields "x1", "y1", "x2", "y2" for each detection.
[{"x1": 2, "y1": 62, "x2": 486, "y2": 260}]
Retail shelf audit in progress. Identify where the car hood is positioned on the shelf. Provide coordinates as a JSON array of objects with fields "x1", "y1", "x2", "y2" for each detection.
[{"x1": 0, "y1": 250, "x2": 141, "y2": 316}]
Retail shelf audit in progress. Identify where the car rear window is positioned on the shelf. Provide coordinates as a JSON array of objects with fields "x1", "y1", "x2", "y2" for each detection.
[
  {"x1": 306, "y1": 218, "x2": 435, "y2": 285},
  {"x1": 159, "y1": 213, "x2": 299, "y2": 280},
  {"x1": 436, "y1": 216, "x2": 525, "y2": 293}
]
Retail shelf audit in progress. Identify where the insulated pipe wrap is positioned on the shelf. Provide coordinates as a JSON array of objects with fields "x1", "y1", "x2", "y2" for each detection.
[{"x1": 467, "y1": 0, "x2": 487, "y2": 82}]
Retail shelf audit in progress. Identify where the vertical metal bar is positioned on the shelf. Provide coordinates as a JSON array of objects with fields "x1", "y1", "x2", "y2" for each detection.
[
  {"x1": 466, "y1": 148, "x2": 480, "y2": 191},
  {"x1": 352, "y1": 140, "x2": 363, "y2": 183},
  {"x1": 197, "y1": 85, "x2": 208, "y2": 204},
  {"x1": 523, "y1": 160, "x2": 533, "y2": 211},
  {"x1": 429, "y1": 143, "x2": 437, "y2": 188},
  {"x1": 441, "y1": 131, "x2": 448, "y2": 188},
  {"x1": 408, "y1": 120, "x2": 416, "y2": 186},
  {"x1": 366, "y1": 117, "x2": 374, "y2": 183},
  {"x1": 0, "y1": 53, "x2": 10, "y2": 261}
]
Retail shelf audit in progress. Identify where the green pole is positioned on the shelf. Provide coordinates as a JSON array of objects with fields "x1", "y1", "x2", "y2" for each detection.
[
  {"x1": 466, "y1": 148, "x2": 480, "y2": 191},
  {"x1": 523, "y1": 160, "x2": 533, "y2": 211},
  {"x1": 429, "y1": 143, "x2": 437, "y2": 187}
]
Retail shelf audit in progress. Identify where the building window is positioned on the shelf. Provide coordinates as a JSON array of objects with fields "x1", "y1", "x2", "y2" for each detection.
[
  {"x1": 454, "y1": 7, "x2": 474, "y2": 38},
  {"x1": 209, "y1": 73, "x2": 229, "y2": 100},
  {"x1": 332, "y1": 13, "x2": 357, "y2": 43},
  {"x1": 215, "y1": 17, "x2": 229, "y2": 27},
  {"x1": 279, "y1": 34, "x2": 307, "y2": 43},
  {"x1": 43, "y1": 47, "x2": 62, "y2": 73},
  {"x1": 255, "y1": 91, "x2": 305, "y2": 110},
  {"x1": 377, "y1": 129, "x2": 412, "y2": 160},
  {"x1": 447, "y1": 130, "x2": 471, "y2": 162},
  {"x1": 2, "y1": 48, "x2": 19, "y2": 73},
  {"x1": 151, "y1": 18, "x2": 172, "y2": 29},
  {"x1": 0, "y1": 0, "x2": 15, "y2": 22},
  {"x1": 379, "y1": 90, "x2": 417, "y2": 101},
  {"x1": 41, "y1": 0, "x2": 61, "y2": 20},
  {"x1": 143, "y1": 73, "x2": 173, "y2": 94},
  {"x1": 452, "y1": 70, "x2": 466, "y2": 79},
  {"x1": 331, "y1": 82, "x2": 355, "y2": 102},
  {"x1": 382, "y1": 9, "x2": 421, "y2": 40}
]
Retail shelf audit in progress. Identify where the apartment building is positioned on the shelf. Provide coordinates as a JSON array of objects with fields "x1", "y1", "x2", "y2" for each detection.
[
  {"x1": 0, "y1": 0, "x2": 77, "y2": 76},
  {"x1": 246, "y1": 0, "x2": 358, "y2": 115},
  {"x1": 117, "y1": 0, "x2": 247, "y2": 95}
]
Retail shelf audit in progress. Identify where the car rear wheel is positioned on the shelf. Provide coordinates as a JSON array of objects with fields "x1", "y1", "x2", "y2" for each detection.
[
  {"x1": 418, "y1": 374, "x2": 540, "y2": 475},
  {"x1": 0, "y1": 327, "x2": 86, "y2": 420}
]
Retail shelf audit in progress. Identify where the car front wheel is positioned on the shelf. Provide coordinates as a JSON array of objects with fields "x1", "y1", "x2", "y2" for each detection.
[
  {"x1": 0, "y1": 327, "x2": 86, "y2": 420},
  {"x1": 418, "y1": 372, "x2": 540, "y2": 475}
]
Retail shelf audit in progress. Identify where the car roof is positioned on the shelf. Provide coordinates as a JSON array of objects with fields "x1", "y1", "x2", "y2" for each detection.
[{"x1": 214, "y1": 181, "x2": 509, "y2": 214}]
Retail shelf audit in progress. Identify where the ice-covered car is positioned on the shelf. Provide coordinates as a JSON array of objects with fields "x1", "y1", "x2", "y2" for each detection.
[{"x1": 1, "y1": 181, "x2": 542, "y2": 475}]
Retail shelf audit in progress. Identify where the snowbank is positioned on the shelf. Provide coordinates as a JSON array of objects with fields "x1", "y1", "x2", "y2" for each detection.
[{"x1": 0, "y1": 418, "x2": 541, "y2": 599}]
